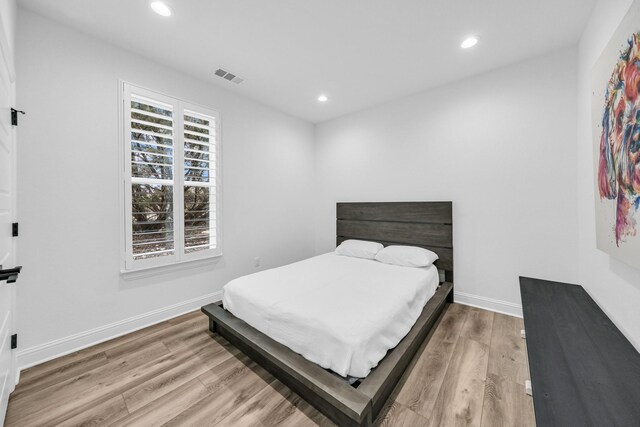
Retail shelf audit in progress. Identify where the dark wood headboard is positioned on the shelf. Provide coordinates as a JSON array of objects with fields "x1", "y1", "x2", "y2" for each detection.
[{"x1": 336, "y1": 201, "x2": 453, "y2": 282}]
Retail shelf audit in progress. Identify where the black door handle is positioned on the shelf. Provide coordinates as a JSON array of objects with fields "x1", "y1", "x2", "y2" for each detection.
[{"x1": 0, "y1": 266, "x2": 22, "y2": 283}]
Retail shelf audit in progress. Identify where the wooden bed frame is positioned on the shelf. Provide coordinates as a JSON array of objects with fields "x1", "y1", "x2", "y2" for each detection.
[{"x1": 202, "y1": 202, "x2": 454, "y2": 426}]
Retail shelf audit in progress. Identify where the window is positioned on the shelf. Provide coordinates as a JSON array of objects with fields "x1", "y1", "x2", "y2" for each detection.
[{"x1": 122, "y1": 83, "x2": 221, "y2": 270}]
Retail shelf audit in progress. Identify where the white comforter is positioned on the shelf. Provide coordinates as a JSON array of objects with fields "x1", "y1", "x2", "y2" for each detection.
[{"x1": 222, "y1": 253, "x2": 438, "y2": 378}]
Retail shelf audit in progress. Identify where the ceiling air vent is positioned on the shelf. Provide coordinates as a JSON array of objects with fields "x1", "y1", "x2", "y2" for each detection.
[{"x1": 214, "y1": 68, "x2": 244, "y2": 84}]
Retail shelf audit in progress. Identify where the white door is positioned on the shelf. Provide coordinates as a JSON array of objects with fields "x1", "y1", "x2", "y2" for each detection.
[{"x1": 0, "y1": 13, "x2": 16, "y2": 426}]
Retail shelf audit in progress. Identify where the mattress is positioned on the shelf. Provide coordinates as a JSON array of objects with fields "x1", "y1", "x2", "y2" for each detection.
[{"x1": 222, "y1": 252, "x2": 439, "y2": 378}]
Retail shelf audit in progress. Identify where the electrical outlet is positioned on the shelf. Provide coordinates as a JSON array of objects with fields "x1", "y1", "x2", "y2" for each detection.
[{"x1": 254, "y1": 257, "x2": 260, "y2": 268}]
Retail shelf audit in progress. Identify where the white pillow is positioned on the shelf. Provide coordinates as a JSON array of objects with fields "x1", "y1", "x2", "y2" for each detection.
[
  {"x1": 375, "y1": 245, "x2": 439, "y2": 268},
  {"x1": 335, "y1": 239, "x2": 384, "y2": 260}
]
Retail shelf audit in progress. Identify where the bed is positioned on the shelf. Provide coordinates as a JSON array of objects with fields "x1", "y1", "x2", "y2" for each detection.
[
  {"x1": 223, "y1": 252, "x2": 440, "y2": 379},
  {"x1": 202, "y1": 201, "x2": 454, "y2": 427}
]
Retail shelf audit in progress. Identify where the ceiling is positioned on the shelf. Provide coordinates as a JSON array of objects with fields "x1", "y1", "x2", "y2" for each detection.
[{"x1": 18, "y1": 0, "x2": 595, "y2": 123}]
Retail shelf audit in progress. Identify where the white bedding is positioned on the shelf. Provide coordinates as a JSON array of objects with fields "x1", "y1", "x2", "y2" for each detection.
[{"x1": 222, "y1": 253, "x2": 439, "y2": 378}]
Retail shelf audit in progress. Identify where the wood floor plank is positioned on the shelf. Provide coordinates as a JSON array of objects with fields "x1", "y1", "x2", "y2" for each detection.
[
  {"x1": 10, "y1": 351, "x2": 109, "y2": 400},
  {"x1": 395, "y1": 304, "x2": 466, "y2": 416},
  {"x1": 162, "y1": 328, "x2": 213, "y2": 353},
  {"x1": 122, "y1": 351, "x2": 212, "y2": 413},
  {"x1": 6, "y1": 304, "x2": 535, "y2": 427},
  {"x1": 167, "y1": 309, "x2": 206, "y2": 325},
  {"x1": 375, "y1": 400, "x2": 430, "y2": 427},
  {"x1": 434, "y1": 303, "x2": 470, "y2": 343},
  {"x1": 162, "y1": 355, "x2": 277, "y2": 426},
  {"x1": 8, "y1": 341, "x2": 169, "y2": 409},
  {"x1": 188, "y1": 336, "x2": 242, "y2": 371},
  {"x1": 56, "y1": 394, "x2": 129, "y2": 427},
  {"x1": 481, "y1": 372, "x2": 535, "y2": 427},
  {"x1": 460, "y1": 307, "x2": 494, "y2": 345},
  {"x1": 6, "y1": 341, "x2": 170, "y2": 422},
  {"x1": 105, "y1": 317, "x2": 205, "y2": 360},
  {"x1": 121, "y1": 332, "x2": 237, "y2": 414},
  {"x1": 16, "y1": 320, "x2": 174, "y2": 385},
  {"x1": 161, "y1": 381, "x2": 245, "y2": 426},
  {"x1": 160, "y1": 316, "x2": 214, "y2": 349},
  {"x1": 197, "y1": 353, "x2": 263, "y2": 390},
  {"x1": 119, "y1": 378, "x2": 210, "y2": 427},
  {"x1": 164, "y1": 328, "x2": 241, "y2": 360},
  {"x1": 199, "y1": 355, "x2": 276, "y2": 404},
  {"x1": 260, "y1": 382, "x2": 335, "y2": 427},
  {"x1": 427, "y1": 337, "x2": 490, "y2": 427},
  {"x1": 10, "y1": 344, "x2": 198, "y2": 426},
  {"x1": 486, "y1": 313, "x2": 528, "y2": 385},
  {"x1": 395, "y1": 339, "x2": 456, "y2": 416},
  {"x1": 219, "y1": 380, "x2": 332, "y2": 427}
]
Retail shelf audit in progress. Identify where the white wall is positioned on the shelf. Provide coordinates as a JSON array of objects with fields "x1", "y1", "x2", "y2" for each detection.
[
  {"x1": 15, "y1": 9, "x2": 316, "y2": 367},
  {"x1": 0, "y1": 0, "x2": 15, "y2": 54},
  {"x1": 314, "y1": 49, "x2": 580, "y2": 316},
  {"x1": 577, "y1": 0, "x2": 640, "y2": 351}
]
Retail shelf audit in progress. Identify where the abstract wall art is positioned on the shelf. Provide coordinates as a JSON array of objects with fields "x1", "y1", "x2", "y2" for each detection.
[{"x1": 592, "y1": 1, "x2": 640, "y2": 268}]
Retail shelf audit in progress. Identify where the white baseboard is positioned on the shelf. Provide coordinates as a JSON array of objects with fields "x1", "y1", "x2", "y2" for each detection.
[
  {"x1": 455, "y1": 291, "x2": 523, "y2": 318},
  {"x1": 16, "y1": 291, "x2": 222, "y2": 372}
]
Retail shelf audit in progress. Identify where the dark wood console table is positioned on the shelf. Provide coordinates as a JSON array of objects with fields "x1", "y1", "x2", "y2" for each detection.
[{"x1": 520, "y1": 276, "x2": 640, "y2": 426}]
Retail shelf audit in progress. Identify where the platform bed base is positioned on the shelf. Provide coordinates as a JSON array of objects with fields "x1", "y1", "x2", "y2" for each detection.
[{"x1": 201, "y1": 282, "x2": 452, "y2": 427}]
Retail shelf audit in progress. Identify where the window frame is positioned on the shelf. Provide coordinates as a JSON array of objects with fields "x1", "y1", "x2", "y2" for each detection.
[{"x1": 120, "y1": 82, "x2": 223, "y2": 273}]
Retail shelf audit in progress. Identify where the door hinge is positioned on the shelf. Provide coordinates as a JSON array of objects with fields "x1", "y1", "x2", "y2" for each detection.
[
  {"x1": 10, "y1": 334, "x2": 17, "y2": 350},
  {"x1": 0, "y1": 266, "x2": 22, "y2": 283},
  {"x1": 12, "y1": 222, "x2": 18, "y2": 237},
  {"x1": 11, "y1": 108, "x2": 25, "y2": 126}
]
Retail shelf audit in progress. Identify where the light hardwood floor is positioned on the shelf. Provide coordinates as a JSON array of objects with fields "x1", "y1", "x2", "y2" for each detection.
[{"x1": 6, "y1": 304, "x2": 535, "y2": 426}]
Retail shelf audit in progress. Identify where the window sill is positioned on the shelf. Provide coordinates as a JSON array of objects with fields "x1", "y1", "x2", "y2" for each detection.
[{"x1": 120, "y1": 254, "x2": 223, "y2": 280}]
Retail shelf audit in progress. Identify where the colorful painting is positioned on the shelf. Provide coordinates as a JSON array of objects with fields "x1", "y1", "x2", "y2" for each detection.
[{"x1": 592, "y1": 1, "x2": 640, "y2": 268}]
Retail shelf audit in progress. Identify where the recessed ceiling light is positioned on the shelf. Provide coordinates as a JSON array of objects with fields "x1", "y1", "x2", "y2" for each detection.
[
  {"x1": 461, "y1": 36, "x2": 478, "y2": 49},
  {"x1": 150, "y1": 1, "x2": 173, "y2": 17},
  {"x1": 318, "y1": 95, "x2": 328, "y2": 102}
]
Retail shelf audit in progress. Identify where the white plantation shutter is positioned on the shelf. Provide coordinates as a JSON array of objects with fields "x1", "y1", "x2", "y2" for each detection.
[
  {"x1": 123, "y1": 84, "x2": 221, "y2": 270},
  {"x1": 183, "y1": 109, "x2": 218, "y2": 253},
  {"x1": 129, "y1": 94, "x2": 176, "y2": 261}
]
